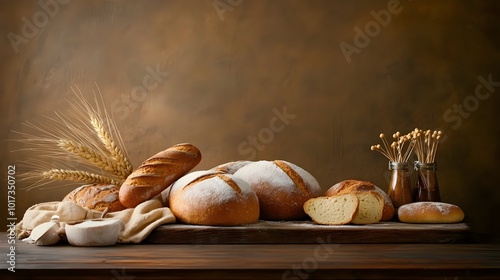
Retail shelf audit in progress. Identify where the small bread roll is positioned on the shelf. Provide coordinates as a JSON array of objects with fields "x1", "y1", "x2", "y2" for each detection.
[
  {"x1": 398, "y1": 202, "x2": 465, "y2": 223},
  {"x1": 234, "y1": 160, "x2": 321, "y2": 220},
  {"x1": 304, "y1": 194, "x2": 359, "y2": 225},
  {"x1": 169, "y1": 170, "x2": 260, "y2": 226},
  {"x1": 326, "y1": 179, "x2": 395, "y2": 221},
  {"x1": 63, "y1": 183, "x2": 126, "y2": 212}
]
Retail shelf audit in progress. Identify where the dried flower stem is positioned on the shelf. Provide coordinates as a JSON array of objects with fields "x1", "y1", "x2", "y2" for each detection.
[
  {"x1": 412, "y1": 128, "x2": 442, "y2": 163},
  {"x1": 371, "y1": 131, "x2": 415, "y2": 162}
]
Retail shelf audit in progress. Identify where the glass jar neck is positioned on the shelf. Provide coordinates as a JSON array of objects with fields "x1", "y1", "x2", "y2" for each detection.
[
  {"x1": 389, "y1": 161, "x2": 409, "y2": 171},
  {"x1": 414, "y1": 161, "x2": 437, "y2": 171}
]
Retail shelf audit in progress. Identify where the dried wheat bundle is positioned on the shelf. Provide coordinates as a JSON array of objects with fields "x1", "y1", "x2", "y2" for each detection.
[{"x1": 11, "y1": 85, "x2": 133, "y2": 190}]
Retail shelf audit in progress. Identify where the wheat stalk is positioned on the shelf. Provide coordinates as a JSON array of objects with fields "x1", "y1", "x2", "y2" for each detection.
[
  {"x1": 89, "y1": 115, "x2": 133, "y2": 175},
  {"x1": 42, "y1": 169, "x2": 120, "y2": 185},
  {"x1": 11, "y1": 84, "x2": 133, "y2": 190},
  {"x1": 57, "y1": 139, "x2": 129, "y2": 177}
]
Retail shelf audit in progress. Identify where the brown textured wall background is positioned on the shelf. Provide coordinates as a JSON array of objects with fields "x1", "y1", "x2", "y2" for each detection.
[{"x1": 1, "y1": 0, "x2": 499, "y2": 241}]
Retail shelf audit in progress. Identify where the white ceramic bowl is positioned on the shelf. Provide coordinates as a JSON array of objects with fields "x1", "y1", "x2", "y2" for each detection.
[{"x1": 65, "y1": 218, "x2": 124, "y2": 246}]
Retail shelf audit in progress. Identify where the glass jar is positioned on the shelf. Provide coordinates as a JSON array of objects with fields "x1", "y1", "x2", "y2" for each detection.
[
  {"x1": 413, "y1": 161, "x2": 441, "y2": 202},
  {"x1": 388, "y1": 161, "x2": 413, "y2": 209}
]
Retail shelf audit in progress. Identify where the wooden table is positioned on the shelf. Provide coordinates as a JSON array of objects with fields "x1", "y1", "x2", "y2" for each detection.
[{"x1": 1, "y1": 235, "x2": 500, "y2": 280}]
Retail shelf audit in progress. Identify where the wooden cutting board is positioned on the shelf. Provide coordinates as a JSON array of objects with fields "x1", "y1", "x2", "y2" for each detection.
[{"x1": 145, "y1": 221, "x2": 470, "y2": 244}]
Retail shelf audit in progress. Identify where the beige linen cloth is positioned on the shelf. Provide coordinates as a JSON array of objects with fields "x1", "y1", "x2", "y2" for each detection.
[{"x1": 16, "y1": 196, "x2": 176, "y2": 243}]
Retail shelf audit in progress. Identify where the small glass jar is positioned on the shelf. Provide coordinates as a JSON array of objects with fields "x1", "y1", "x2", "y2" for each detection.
[
  {"x1": 413, "y1": 161, "x2": 441, "y2": 202},
  {"x1": 388, "y1": 161, "x2": 413, "y2": 209}
]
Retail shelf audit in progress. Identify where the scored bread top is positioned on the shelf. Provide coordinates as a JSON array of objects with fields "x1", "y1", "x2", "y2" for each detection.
[
  {"x1": 182, "y1": 172, "x2": 242, "y2": 194},
  {"x1": 166, "y1": 143, "x2": 201, "y2": 154},
  {"x1": 234, "y1": 161, "x2": 296, "y2": 192},
  {"x1": 232, "y1": 160, "x2": 322, "y2": 220},
  {"x1": 273, "y1": 160, "x2": 310, "y2": 196},
  {"x1": 63, "y1": 183, "x2": 126, "y2": 212},
  {"x1": 234, "y1": 160, "x2": 321, "y2": 195},
  {"x1": 168, "y1": 170, "x2": 260, "y2": 225},
  {"x1": 119, "y1": 143, "x2": 202, "y2": 208},
  {"x1": 210, "y1": 160, "x2": 254, "y2": 174},
  {"x1": 170, "y1": 170, "x2": 254, "y2": 204}
]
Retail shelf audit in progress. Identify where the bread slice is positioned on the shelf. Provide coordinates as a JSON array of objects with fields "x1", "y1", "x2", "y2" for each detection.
[
  {"x1": 351, "y1": 191, "x2": 384, "y2": 224},
  {"x1": 303, "y1": 194, "x2": 359, "y2": 225},
  {"x1": 325, "y1": 180, "x2": 395, "y2": 221}
]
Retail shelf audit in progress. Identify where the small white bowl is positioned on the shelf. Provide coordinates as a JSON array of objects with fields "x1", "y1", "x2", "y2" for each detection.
[{"x1": 65, "y1": 218, "x2": 124, "y2": 246}]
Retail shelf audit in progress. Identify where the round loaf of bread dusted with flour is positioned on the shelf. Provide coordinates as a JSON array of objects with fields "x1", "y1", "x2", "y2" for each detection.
[
  {"x1": 233, "y1": 160, "x2": 322, "y2": 220},
  {"x1": 210, "y1": 160, "x2": 254, "y2": 174},
  {"x1": 326, "y1": 179, "x2": 395, "y2": 221},
  {"x1": 63, "y1": 183, "x2": 126, "y2": 212},
  {"x1": 397, "y1": 202, "x2": 464, "y2": 223},
  {"x1": 169, "y1": 170, "x2": 260, "y2": 226}
]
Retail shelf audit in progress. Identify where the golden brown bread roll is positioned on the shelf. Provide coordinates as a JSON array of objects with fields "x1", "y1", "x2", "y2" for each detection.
[
  {"x1": 325, "y1": 179, "x2": 395, "y2": 221},
  {"x1": 397, "y1": 202, "x2": 465, "y2": 223},
  {"x1": 168, "y1": 170, "x2": 260, "y2": 226},
  {"x1": 233, "y1": 160, "x2": 322, "y2": 220},
  {"x1": 63, "y1": 183, "x2": 126, "y2": 212},
  {"x1": 119, "y1": 143, "x2": 202, "y2": 208}
]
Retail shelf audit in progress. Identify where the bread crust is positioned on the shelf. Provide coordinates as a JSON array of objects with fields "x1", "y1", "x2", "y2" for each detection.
[
  {"x1": 210, "y1": 160, "x2": 254, "y2": 174},
  {"x1": 169, "y1": 170, "x2": 259, "y2": 225},
  {"x1": 63, "y1": 183, "x2": 126, "y2": 212},
  {"x1": 397, "y1": 202, "x2": 464, "y2": 223},
  {"x1": 326, "y1": 179, "x2": 395, "y2": 221},
  {"x1": 233, "y1": 160, "x2": 321, "y2": 221},
  {"x1": 119, "y1": 143, "x2": 202, "y2": 208}
]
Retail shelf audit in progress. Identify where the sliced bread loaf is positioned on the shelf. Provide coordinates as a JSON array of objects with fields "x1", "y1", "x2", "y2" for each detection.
[
  {"x1": 303, "y1": 193, "x2": 359, "y2": 225},
  {"x1": 351, "y1": 191, "x2": 384, "y2": 224}
]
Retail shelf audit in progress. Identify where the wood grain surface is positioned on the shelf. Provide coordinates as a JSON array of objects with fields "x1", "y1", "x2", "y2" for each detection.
[
  {"x1": 1, "y1": 234, "x2": 499, "y2": 279},
  {"x1": 145, "y1": 221, "x2": 471, "y2": 244}
]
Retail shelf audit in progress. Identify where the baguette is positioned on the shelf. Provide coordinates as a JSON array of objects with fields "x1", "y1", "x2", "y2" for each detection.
[{"x1": 119, "y1": 143, "x2": 202, "y2": 208}]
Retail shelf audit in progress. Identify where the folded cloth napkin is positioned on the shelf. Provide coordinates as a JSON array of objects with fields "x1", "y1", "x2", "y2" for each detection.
[
  {"x1": 16, "y1": 197, "x2": 176, "y2": 243},
  {"x1": 106, "y1": 198, "x2": 175, "y2": 243}
]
